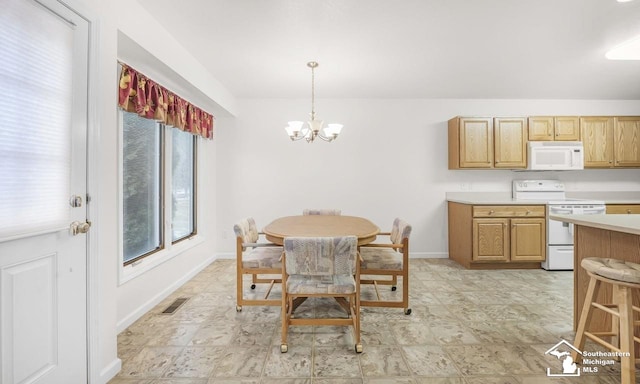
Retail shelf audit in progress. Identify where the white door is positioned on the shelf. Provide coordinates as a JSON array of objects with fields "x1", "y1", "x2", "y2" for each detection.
[{"x1": 0, "y1": 0, "x2": 89, "y2": 383}]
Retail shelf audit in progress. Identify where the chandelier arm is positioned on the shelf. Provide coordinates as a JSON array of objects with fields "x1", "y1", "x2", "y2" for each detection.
[{"x1": 316, "y1": 132, "x2": 334, "y2": 142}]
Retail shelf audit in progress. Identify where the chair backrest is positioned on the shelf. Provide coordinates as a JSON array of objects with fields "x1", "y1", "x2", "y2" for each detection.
[
  {"x1": 233, "y1": 217, "x2": 259, "y2": 244},
  {"x1": 302, "y1": 209, "x2": 342, "y2": 216},
  {"x1": 390, "y1": 218, "x2": 412, "y2": 245},
  {"x1": 284, "y1": 236, "x2": 357, "y2": 276}
]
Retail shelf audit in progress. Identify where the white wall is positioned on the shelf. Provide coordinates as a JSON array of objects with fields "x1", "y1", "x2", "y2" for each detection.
[
  {"x1": 62, "y1": 0, "x2": 231, "y2": 382},
  {"x1": 215, "y1": 98, "x2": 640, "y2": 257}
]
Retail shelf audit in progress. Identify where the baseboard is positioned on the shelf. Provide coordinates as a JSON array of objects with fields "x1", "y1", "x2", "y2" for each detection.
[
  {"x1": 116, "y1": 255, "x2": 215, "y2": 333},
  {"x1": 98, "y1": 357, "x2": 121, "y2": 384},
  {"x1": 215, "y1": 252, "x2": 235, "y2": 260},
  {"x1": 410, "y1": 252, "x2": 448, "y2": 259}
]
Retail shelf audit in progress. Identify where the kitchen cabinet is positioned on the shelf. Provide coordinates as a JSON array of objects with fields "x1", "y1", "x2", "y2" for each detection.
[
  {"x1": 494, "y1": 117, "x2": 527, "y2": 168},
  {"x1": 581, "y1": 116, "x2": 640, "y2": 168},
  {"x1": 448, "y1": 117, "x2": 526, "y2": 169},
  {"x1": 614, "y1": 116, "x2": 640, "y2": 167},
  {"x1": 448, "y1": 117, "x2": 493, "y2": 169},
  {"x1": 528, "y1": 116, "x2": 580, "y2": 141},
  {"x1": 606, "y1": 204, "x2": 640, "y2": 214},
  {"x1": 448, "y1": 202, "x2": 546, "y2": 269},
  {"x1": 580, "y1": 117, "x2": 614, "y2": 167},
  {"x1": 449, "y1": 115, "x2": 640, "y2": 170}
]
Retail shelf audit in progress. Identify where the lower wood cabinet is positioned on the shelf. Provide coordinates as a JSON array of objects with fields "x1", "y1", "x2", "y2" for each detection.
[
  {"x1": 449, "y1": 202, "x2": 546, "y2": 269},
  {"x1": 606, "y1": 204, "x2": 640, "y2": 214}
]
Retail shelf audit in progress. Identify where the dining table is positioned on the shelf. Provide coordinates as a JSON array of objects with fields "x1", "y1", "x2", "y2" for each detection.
[
  {"x1": 263, "y1": 214, "x2": 380, "y2": 314},
  {"x1": 263, "y1": 215, "x2": 380, "y2": 245}
]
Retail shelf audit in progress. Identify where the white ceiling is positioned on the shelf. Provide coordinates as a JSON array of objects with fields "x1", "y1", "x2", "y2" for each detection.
[{"x1": 137, "y1": 0, "x2": 640, "y2": 100}]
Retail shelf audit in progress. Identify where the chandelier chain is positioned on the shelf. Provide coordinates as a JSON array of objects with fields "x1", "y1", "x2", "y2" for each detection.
[{"x1": 310, "y1": 63, "x2": 315, "y2": 119}]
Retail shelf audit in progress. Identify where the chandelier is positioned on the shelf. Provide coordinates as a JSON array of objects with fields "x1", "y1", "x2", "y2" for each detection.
[{"x1": 285, "y1": 61, "x2": 343, "y2": 143}]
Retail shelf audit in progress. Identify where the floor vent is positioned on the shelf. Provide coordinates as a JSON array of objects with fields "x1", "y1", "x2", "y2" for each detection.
[{"x1": 161, "y1": 297, "x2": 189, "y2": 314}]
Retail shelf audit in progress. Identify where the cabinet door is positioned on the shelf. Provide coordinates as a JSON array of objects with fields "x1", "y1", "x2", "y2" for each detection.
[
  {"x1": 510, "y1": 218, "x2": 546, "y2": 262},
  {"x1": 614, "y1": 117, "x2": 640, "y2": 167},
  {"x1": 472, "y1": 218, "x2": 509, "y2": 261},
  {"x1": 494, "y1": 117, "x2": 527, "y2": 168},
  {"x1": 528, "y1": 117, "x2": 554, "y2": 141},
  {"x1": 554, "y1": 116, "x2": 580, "y2": 141},
  {"x1": 606, "y1": 204, "x2": 640, "y2": 214},
  {"x1": 580, "y1": 117, "x2": 614, "y2": 168},
  {"x1": 459, "y1": 118, "x2": 494, "y2": 168}
]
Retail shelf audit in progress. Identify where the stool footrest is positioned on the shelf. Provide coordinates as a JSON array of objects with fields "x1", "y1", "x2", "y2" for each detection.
[
  {"x1": 590, "y1": 331, "x2": 618, "y2": 337},
  {"x1": 591, "y1": 302, "x2": 620, "y2": 318},
  {"x1": 585, "y1": 332, "x2": 623, "y2": 354}
]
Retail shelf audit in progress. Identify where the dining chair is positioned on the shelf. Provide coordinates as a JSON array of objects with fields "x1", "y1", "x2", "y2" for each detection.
[
  {"x1": 233, "y1": 217, "x2": 283, "y2": 312},
  {"x1": 359, "y1": 218, "x2": 412, "y2": 315},
  {"x1": 280, "y1": 236, "x2": 362, "y2": 353},
  {"x1": 302, "y1": 209, "x2": 342, "y2": 215}
]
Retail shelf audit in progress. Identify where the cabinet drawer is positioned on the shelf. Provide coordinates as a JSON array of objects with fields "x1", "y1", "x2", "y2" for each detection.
[
  {"x1": 473, "y1": 205, "x2": 545, "y2": 218},
  {"x1": 606, "y1": 204, "x2": 640, "y2": 214}
]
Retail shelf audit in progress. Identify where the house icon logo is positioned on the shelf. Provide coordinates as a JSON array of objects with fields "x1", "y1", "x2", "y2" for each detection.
[{"x1": 545, "y1": 339, "x2": 582, "y2": 377}]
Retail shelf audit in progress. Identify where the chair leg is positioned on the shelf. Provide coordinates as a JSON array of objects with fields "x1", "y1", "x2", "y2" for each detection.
[
  {"x1": 616, "y1": 286, "x2": 636, "y2": 384},
  {"x1": 236, "y1": 265, "x2": 243, "y2": 312},
  {"x1": 281, "y1": 295, "x2": 289, "y2": 353},
  {"x1": 573, "y1": 276, "x2": 601, "y2": 363}
]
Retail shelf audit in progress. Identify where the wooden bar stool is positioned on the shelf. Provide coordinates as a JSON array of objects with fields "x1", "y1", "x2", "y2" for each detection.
[{"x1": 573, "y1": 257, "x2": 640, "y2": 384}]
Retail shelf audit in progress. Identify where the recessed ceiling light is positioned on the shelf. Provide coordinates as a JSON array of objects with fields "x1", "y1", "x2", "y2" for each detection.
[
  {"x1": 617, "y1": 0, "x2": 634, "y2": 3},
  {"x1": 606, "y1": 35, "x2": 640, "y2": 60}
]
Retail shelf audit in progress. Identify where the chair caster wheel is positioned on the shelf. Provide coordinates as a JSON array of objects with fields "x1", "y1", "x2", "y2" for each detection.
[
  {"x1": 355, "y1": 344, "x2": 363, "y2": 353},
  {"x1": 250, "y1": 284, "x2": 256, "y2": 289},
  {"x1": 280, "y1": 344, "x2": 288, "y2": 353},
  {"x1": 404, "y1": 308, "x2": 412, "y2": 315},
  {"x1": 391, "y1": 286, "x2": 397, "y2": 291},
  {"x1": 236, "y1": 305, "x2": 242, "y2": 312}
]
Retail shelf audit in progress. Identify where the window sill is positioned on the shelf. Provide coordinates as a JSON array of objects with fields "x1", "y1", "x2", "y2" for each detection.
[{"x1": 119, "y1": 234, "x2": 204, "y2": 285}]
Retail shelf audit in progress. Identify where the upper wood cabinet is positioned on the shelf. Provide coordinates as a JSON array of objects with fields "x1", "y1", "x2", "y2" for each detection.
[
  {"x1": 448, "y1": 117, "x2": 494, "y2": 169},
  {"x1": 580, "y1": 117, "x2": 614, "y2": 168},
  {"x1": 448, "y1": 117, "x2": 526, "y2": 169},
  {"x1": 614, "y1": 117, "x2": 640, "y2": 167},
  {"x1": 528, "y1": 116, "x2": 580, "y2": 141},
  {"x1": 494, "y1": 117, "x2": 527, "y2": 168},
  {"x1": 580, "y1": 116, "x2": 640, "y2": 168},
  {"x1": 449, "y1": 115, "x2": 640, "y2": 170}
]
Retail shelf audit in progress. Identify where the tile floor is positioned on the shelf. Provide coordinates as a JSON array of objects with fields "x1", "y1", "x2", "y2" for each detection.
[{"x1": 109, "y1": 259, "x2": 628, "y2": 383}]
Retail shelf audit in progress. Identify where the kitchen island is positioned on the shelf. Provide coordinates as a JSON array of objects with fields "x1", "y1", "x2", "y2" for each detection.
[{"x1": 548, "y1": 214, "x2": 640, "y2": 336}]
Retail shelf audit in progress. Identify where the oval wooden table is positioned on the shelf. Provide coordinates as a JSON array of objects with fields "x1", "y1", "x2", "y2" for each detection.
[{"x1": 263, "y1": 215, "x2": 380, "y2": 245}]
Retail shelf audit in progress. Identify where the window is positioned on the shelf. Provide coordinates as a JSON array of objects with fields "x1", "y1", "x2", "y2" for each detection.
[{"x1": 121, "y1": 111, "x2": 197, "y2": 266}]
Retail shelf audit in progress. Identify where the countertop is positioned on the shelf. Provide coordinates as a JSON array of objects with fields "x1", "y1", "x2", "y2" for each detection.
[
  {"x1": 446, "y1": 191, "x2": 640, "y2": 205},
  {"x1": 549, "y1": 214, "x2": 640, "y2": 236}
]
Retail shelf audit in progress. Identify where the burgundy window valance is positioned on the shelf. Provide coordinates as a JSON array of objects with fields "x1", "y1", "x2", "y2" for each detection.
[{"x1": 118, "y1": 64, "x2": 214, "y2": 139}]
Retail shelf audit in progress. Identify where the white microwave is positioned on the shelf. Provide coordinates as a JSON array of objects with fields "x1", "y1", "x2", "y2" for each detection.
[{"x1": 527, "y1": 141, "x2": 584, "y2": 170}]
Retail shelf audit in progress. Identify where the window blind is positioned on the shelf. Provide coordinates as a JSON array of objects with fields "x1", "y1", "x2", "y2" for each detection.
[{"x1": 0, "y1": 0, "x2": 73, "y2": 240}]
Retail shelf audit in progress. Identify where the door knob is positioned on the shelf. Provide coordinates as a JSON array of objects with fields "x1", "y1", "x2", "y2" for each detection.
[{"x1": 70, "y1": 221, "x2": 91, "y2": 235}]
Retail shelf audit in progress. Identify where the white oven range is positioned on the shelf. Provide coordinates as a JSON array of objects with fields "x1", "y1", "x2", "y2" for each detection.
[{"x1": 512, "y1": 180, "x2": 605, "y2": 270}]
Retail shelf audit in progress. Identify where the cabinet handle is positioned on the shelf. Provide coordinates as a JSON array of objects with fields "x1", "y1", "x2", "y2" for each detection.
[
  {"x1": 526, "y1": 210, "x2": 531, "y2": 215},
  {"x1": 489, "y1": 210, "x2": 495, "y2": 215},
  {"x1": 628, "y1": 209, "x2": 632, "y2": 214}
]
